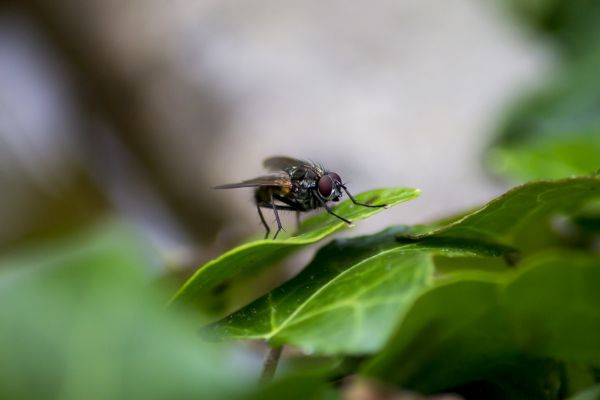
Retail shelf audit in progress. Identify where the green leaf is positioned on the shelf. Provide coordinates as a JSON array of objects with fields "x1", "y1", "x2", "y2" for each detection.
[
  {"x1": 208, "y1": 228, "x2": 506, "y2": 355},
  {"x1": 501, "y1": 252, "x2": 600, "y2": 363},
  {"x1": 487, "y1": 53, "x2": 600, "y2": 182},
  {"x1": 488, "y1": 133, "x2": 600, "y2": 182},
  {"x1": 363, "y1": 250, "x2": 600, "y2": 396},
  {"x1": 0, "y1": 221, "x2": 253, "y2": 400},
  {"x1": 399, "y1": 176, "x2": 600, "y2": 252},
  {"x1": 169, "y1": 188, "x2": 419, "y2": 312}
]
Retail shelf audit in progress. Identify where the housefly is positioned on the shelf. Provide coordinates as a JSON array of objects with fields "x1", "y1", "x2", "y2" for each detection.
[{"x1": 213, "y1": 156, "x2": 388, "y2": 239}]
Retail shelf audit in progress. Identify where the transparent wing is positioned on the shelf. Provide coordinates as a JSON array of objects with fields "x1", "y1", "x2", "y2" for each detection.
[
  {"x1": 213, "y1": 175, "x2": 292, "y2": 189},
  {"x1": 263, "y1": 156, "x2": 313, "y2": 172}
]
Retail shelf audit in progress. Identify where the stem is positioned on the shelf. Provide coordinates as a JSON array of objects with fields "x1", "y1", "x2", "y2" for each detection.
[{"x1": 260, "y1": 345, "x2": 283, "y2": 382}]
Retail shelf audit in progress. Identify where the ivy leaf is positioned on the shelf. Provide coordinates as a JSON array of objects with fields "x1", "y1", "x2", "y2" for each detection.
[
  {"x1": 501, "y1": 251, "x2": 600, "y2": 363},
  {"x1": 362, "y1": 250, "x2": 600, "y2": 397},
  {"x1": 399, "y1": 176, "x2": 600, "y2": 252},
  {"x1": 169, "y1": 188, "x2": 419, "y2": 312},
  {"x1": 208, "y1": 177, "x2": 599, "y2": 357},
  {"x1": 207, "y1": 228, "x2": 506, "y2": 355}
]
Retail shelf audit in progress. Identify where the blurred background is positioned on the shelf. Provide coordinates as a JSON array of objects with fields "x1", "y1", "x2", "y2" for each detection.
[
  {"x1": 0, "y1": 0, "x2": 555, "y2": 268},
  {"x1": 1, "y1": 1, "x2": 600, "y2": 398}
]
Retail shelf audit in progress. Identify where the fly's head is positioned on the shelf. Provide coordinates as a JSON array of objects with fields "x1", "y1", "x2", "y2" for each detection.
[{"x1": 315, "y1": 172, "x2": 344, "y2": 203}]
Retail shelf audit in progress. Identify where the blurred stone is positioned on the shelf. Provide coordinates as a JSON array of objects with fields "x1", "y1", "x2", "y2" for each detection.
[{"x1": 0, "y1": 0, "x2": 552, "y2": 250}]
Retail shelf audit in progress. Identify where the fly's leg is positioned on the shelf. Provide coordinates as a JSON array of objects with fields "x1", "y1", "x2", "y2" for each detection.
[
  {"x1": 257, "y1": 203, "x2": 300, "y2": 239},
  {"x1": 342, "y1": 186, "x2": 389, "y2": 208},
  {"x1": 256, "y1": 204, "x2": 271, "y2": 239},
  {"x1": 319, "y1": 198, "x2": 354, "y2": 226},
  {"x1": 272, "y1": 194, "x2": 304, "y2": 234},
  {"x1": 271, "y1": 193, "x2": 284, "y2": 239}
]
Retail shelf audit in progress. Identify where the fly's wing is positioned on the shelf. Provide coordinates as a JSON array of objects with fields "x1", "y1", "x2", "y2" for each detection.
[
  {"x1": 263, "y1": 156, "x2": 314, "y2": 172},
  {"x1": 213, "y1": 174, "x2": 292, "y2": 189}
]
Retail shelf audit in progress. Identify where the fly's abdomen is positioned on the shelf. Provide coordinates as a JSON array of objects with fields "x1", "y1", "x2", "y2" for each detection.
[{"x1": 255, "y1": 185, "x2": 293, "y2": 203}]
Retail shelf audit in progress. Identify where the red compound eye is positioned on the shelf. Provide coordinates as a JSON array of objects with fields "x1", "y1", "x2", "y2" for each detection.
[
  {"x1": 328, "y1": 172, "x2": 342, "y2": 184},
  {"x1": 317, "y1": 175, "x2": 334, "y2": 198}
]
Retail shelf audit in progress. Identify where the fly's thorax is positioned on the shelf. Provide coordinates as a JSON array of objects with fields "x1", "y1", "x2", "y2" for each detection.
[
  {"x1": 289, "y1": 166, "x2": 319, "y2": 183},
  {"x1": 288, "y1": 177, "x2": 318, "y2": 211}
]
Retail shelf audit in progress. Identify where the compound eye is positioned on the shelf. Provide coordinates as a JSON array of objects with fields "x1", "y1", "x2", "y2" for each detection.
[
  {"x1": 317, "y1": 175, "x2": 334, "y2": 198},
  {"x1": 328, "y1": 172, "x2": 342, "y2": 184}
]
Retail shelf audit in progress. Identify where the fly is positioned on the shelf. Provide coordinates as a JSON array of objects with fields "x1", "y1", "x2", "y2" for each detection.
[{"x1": 213, "y1": 156, "x2": 388, "y2": 239}]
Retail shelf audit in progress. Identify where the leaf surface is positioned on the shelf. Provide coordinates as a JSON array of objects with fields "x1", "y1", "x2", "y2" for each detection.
[
  {"x1": 400, "y1": 176, "x2": 600, "y2": 252},
  {"x1": 208, "y1": 228, "x2": 506, "y2": 355},
  {"x1": 170, "y1": 188, "x2": 419, "y2": 310},
  {"x1": 363, "y1": 250, "x2": 600, "y2": 396}
]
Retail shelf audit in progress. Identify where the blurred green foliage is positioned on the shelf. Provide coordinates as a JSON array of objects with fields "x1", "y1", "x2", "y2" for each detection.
[
  {"x1": 503, "y1": 0, "x2": 600, "y2": 56},
  {"x1": 0, "y1": 222, "x2": 254, "y2": 400},
  {"x1": 488, "y1": 1, "x2": 600, "y2": 182},
  {"x1": 488, "y1": 54, "x2": 600, "y2": 181}
]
